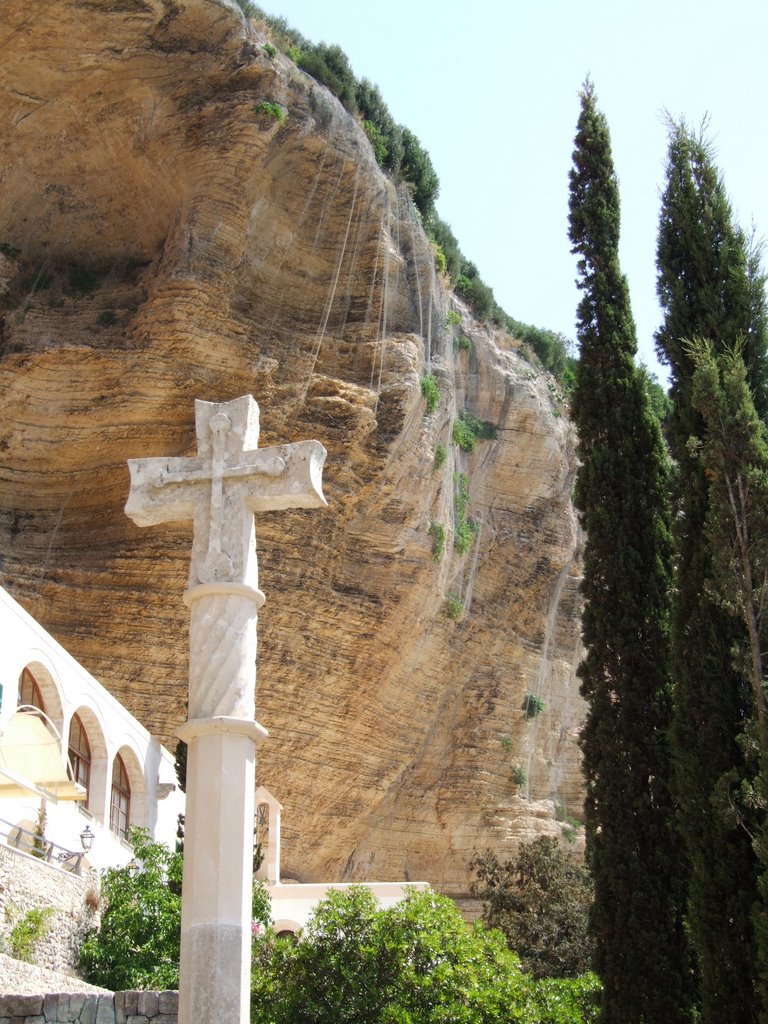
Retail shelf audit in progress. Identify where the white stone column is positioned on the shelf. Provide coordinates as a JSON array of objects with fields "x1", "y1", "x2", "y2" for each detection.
[
  {"x1": 176, "y1": 716, "x2": 266, "y2": 1024},
  {"x1": 176, "y1": 583, "x2": 267, "y2": 1024}
]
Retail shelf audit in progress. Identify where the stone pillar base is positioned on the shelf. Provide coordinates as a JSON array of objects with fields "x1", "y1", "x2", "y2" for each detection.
[{"x1": 176, "y1": 717, "x2": 266, "y2": 1024}]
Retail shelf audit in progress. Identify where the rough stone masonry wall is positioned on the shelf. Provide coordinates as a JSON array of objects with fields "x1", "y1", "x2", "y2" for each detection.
[
  {"x1": 0, "y1": 990, "x2": 178, "y2": 1024},
  {"x1": 0, "y1": 845, "x2": 100, "y2": 975}
]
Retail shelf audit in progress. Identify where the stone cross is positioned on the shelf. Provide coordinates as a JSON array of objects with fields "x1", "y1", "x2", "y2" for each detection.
[{"x1": 125, "y1": 394, "x2": 326, "y2": 1024}]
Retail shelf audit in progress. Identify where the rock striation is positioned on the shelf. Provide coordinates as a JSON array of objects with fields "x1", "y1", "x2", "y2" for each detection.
[{"x1": 0, "y1": 0, "x2": 584, "y2": 893}]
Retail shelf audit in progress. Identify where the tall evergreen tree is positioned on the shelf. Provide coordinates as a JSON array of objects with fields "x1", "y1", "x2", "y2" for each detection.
[
  {"x1": 656, "y1": 120, "x2": 768, "y2": 1024},
  {"x1": 568, "y1": 81, "x2": 690, "y2": 1024}
]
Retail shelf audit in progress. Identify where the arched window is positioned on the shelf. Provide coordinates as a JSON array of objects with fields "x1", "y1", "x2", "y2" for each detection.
[
  {"x1": 110, "y1": 754, "x2": 131, "y2": 839},
  {"x1": 68, "y1": 713, "x2": 91, "y2": 808},
  {"x1": 18, "y1": 667, "x2": 46, "y2": 713}
]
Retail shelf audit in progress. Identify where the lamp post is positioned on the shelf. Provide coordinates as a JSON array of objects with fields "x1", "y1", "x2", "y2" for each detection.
[{"x1": 79, "y1": 826, "x2": 95, "y2": 852}]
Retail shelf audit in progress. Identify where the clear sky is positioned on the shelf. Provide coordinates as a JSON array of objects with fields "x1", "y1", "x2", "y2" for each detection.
[{"x1": 259, "y1": 0, "x2": 768, "y2": 383}]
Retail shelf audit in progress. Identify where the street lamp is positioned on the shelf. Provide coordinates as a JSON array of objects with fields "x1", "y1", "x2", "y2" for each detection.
[{"x1": 79, "y1": 826, "x2": 95, "y2": 852}]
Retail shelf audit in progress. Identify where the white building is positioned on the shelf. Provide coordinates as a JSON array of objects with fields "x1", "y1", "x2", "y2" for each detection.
[
  {"x1": 254, "y1": 787, "x2": 429, "y2": 935},
  {"x1": 0, "y1": 581, "x2": 426, "y2": 931},
  {"x1": 0, "y1": 584, "x2": 184, "y2": 872}
]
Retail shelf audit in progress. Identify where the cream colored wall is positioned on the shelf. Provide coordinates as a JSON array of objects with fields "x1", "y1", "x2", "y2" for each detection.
[{"x1": 0, "y1": 585, "x2": 184, "y2": 868}]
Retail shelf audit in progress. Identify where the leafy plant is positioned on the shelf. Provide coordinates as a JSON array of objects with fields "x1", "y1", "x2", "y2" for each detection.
[
  {"x1": 432, "y1": 244, "x2": 447, "y2": 276},
  {"x1": 254, "y1": 101, "x2": 286, "y2": 124},
  {"x1": 522, "y1": 693, "x2": 545, "y2": 719},
  {"x1": 453, "y1": 471, "x2": 477, "y2": 555},
  {"x1": 511, "y1": 765, "x2": 528, "y2": 787},
  {"x1": 500, "y1": 734, "x2": 513, "y2": 753},
  {"x1": 363, "y1": 120, "x2": 388, "y2": 166},
  {"x1": 454, "y1": 333, "x2": 472, "y2": 353},
  {"x1": 470, "y1": 839, "x2": 594, "y2": 980},
  {"x1": 453, "y1": 412, "x2": 497, "y2": 453},
  {"x1": 262, "y1": 42, "x2": 277, "y2": 57},
  {"x1": 419, "y1": 374, "x2": 439, "y2": 414},
  {"x1": 444, "y1": 595, "x2": 463, "y2": 620},
  {"x1": 445, "y1": 309, "x2": 462, "y2": 326},
  {"x1": 80, "y1": 827, "x2": 271, "y2": 990},
  {"x1": 452, "y1": 418, "x2": 476, "y2": 453},
  {"x1": 433, "y1": 443, "x2": 447, "y2": 470},
  {"x1": 429, "y1": 521, "x2": 445, "y2": 562},
  {"x1": 9, "y1": 907, "x2": 55, "y2": 962},
  {"x1": 251, "y1": 885, "x2": 600, "y2": 1024},
  {"x1": 79, "y1": 827, "x2": 183, "y2": 990}
]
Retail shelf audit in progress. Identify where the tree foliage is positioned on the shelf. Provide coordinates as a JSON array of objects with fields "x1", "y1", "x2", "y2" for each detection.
[
  {"x1": 250, "y1": 886, "x2": 601, "y2": 1024},
  {"x1": 470, "y1": 838, "x2": 593, "y2": 979},
  {"x1": 79, "y1": 828, "x2": 183, "y2": 991},
  {"x1": 79, "y1": 827, "x2": 272, "y2": 992},
  {"x1": 685, "y1": 338, "x2": 768, "y2": 1015},
  {"x1": 568, "y1": 80, "x2": 690, "y2": 1023},
  {"x1": 656, "y1": 118, "x2": 768, "y2": 1024}
]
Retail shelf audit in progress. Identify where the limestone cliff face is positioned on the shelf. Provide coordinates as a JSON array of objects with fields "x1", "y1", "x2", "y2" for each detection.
[{"x1": 0, "y1": 0, "x2": 584, "y2": 892}]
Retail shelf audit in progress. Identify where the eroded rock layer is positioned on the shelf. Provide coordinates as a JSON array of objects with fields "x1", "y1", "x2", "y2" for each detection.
[{"x1": 0, "y1": 0, "x2": 584, "y2": 892}]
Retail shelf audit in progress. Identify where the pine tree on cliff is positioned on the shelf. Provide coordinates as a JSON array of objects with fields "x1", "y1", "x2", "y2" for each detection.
[
  {"x1": 568, "y1": 81, "x2": 690, "y2": 1024},
  {"x1": 656, "y1": 119, "x2": 768, "y2": 1024}
]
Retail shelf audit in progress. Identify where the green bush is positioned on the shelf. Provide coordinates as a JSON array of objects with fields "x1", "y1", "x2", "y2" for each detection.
[
  {"x1": 453, "y1": 412, "x2": 496, "y2": 453},
  {"x1": 80, "y1": 828, "x2": 183, "y2": 990},
  {"x1": 363, "y1": 120, "x2": 388, "y2": 166},
  {"x1": 523, "y1": 693, "x2": 545, "y2": 718},
  {"x1": 427, "y1": 216, "x2": 463, "y2": 283},
  {"x1": 251, "y1": 886, "x2": 600, "y2": 1024},
  {"x1": 453, "y1": 418, "x2": 477, "y2": 453},
  {"x1": 8, "y1": 907, "x2": 54, "y2": 962},
  {"x1": 445, "y1": 309, "x2": 462, "y2": 326},
  {"x1": 455, "y1": 333, "x2": 472, "y2": 353},
  {"x1": 296, "y1": 43, "x2": 358, "y2": 113},
  {"x1": 420, "y1": 374, "x2": 439, "y2": 414},
  {"x1": 433, "y1": 443, "x2": 447, "y2": 470},
  {"x1": 80, "y1": 826, "x2": 271, "y2": 991},
  {"x1": 400, "y1": 127, "x2": 439, "y2": 220},
  {"x1": 470, "y1": 839, "x2": 594, "y2": 981},
  {"x1": 262, "y1": 42, "x2": 276, "y2": 57},
  {"x1": 511, "y1": 765, "x2": 528, "y2": 787},
  {"x1": 254, "y1": 101, "x2": 286, "y2": 124},
  {"x1": 429, "y1": 521, "x2": 445, "y2": 561},
  {"x1": 432, "y1": 243, "x2": 447, "y2": 276},
  {"x1": 454, "y1": 471, "x2": 477, "y2": 554},
  {"x1": 444, "y1": 595, "x2": 463, "y2": 620},
  {"x1": 356, "y1": 78, "x2": 403, "y2": 176}
]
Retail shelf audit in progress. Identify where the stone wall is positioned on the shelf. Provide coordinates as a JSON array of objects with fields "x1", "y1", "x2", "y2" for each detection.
[
  {"x1": 0, "y1": 844, "x2": 100, "y2": 975},
  {"x1": 0, "y1": 954, "x2": 108, "y2": 996},
  {"x1": 0, "y1": 990, "x2": 178, "y2": 1024}
]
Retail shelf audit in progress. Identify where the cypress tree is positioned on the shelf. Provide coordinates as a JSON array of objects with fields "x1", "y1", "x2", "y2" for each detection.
[
  {"x1": 568, "y1": 81, "x2": 690, "y2": 1023},
  {"x1": 656, "y1": 120, "x2": 768, "y2": 1024}
]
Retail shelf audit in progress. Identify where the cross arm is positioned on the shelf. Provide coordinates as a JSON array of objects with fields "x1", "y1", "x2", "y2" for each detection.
[
  {"x1": 244, "y1": 440, "x2": 328, "y2": 511},
  {"x1": 125, "y1": 456, "x2": 204, "y2": 527}
]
